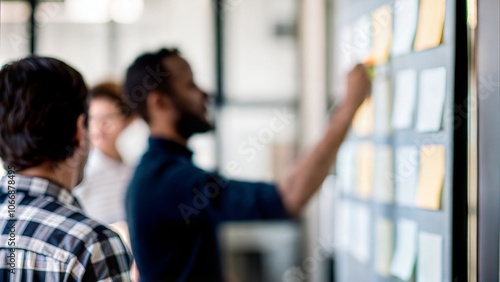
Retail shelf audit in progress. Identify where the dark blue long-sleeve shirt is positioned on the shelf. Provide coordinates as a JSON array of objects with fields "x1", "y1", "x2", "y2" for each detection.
[{"x1": 126, "y1": 137, "x2": 289, "y2": 281}]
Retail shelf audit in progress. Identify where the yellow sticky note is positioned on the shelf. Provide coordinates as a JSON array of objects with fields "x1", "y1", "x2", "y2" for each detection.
[
  {"x1": 413, "y1": 0, "x2": 446, "y2": 51},
  {"x1": 366, "y1": 6, "x2": 393, "y2": 65},
  {"x1": 375, "y1": 218, "x2": 394, "y2": 277},
  {"x1": 415, "y1": 145, "x2": 446, "y2": 209},
  {"x1": 356, "y1": 143, "x2": 375, "y2": 199},
  {"x1": 352, "y1": 97, "x2": 374, "y2": 136}
]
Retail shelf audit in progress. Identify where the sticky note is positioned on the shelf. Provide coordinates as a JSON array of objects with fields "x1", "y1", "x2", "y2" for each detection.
[
  {"x1": 336, "y1": 144, "x2": 356, "y2": 195},
  {"x1": 392, "y1": 0, "x2": 419, "y2": 56},
  {"x1": 417, "y1": 232, "x2": 443, "y2": 282},
  {"x1": 337, "y1": 25, "x2": 356, "y2": 73},
  {"x1": 392, "y1": 69, "x2": 418, "y2": 129},
  {"x1": 373, "y1": 77, "x2": 392, "y2": 134},
  {"x1": 413, "y1": 0, "x2": 447, "y2": 51},
  {"x1": 319, "y1": 176, "x2": 336, "y2": 243},
  {"x1": 335, "y1": 200, "x2": 352, "y2": 252},
  {"x1": 375, "y1": 218, "x2": 394, "y2": 277},
  {"x1": 395, "y1": 146, "x2": 420, "y2": 207},
  {"x1": 416, "y1": 67, "x2": 447, "y2": 132},
  {"x1": 366, "y1": 6, "x2": 393, "y2": 65},
  {"x1": 353, "y1": 97, "x2": 375, "y2": 136},
  {"x1": 356, "y1": 143, "x2": 375, "y2": 199},
  {"x1": 373, "y1": 145, "x2": 394, "y2": 203},
  {"x1": 390, "y1": 219, "x2": 418, "y2": 281},
  {"x1": 352, "y1": 15, "x2": 373, "y2": 62},
  {"x1": 349, "y1": 203, "x2": 371, "y2": 264},
  {"x1": 416, "y1": 145, "x2": 446, "y2": 210}
]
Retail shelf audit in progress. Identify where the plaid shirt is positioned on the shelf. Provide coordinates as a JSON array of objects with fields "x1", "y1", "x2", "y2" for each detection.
[{"x1": 0, "y1": 175, "x2": 132, "y2": 281}]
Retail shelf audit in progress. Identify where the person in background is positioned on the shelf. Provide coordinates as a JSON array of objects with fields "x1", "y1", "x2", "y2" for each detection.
[
  {"x1": 124, "y1": 48, "x2": 371, "y2": 281},
  {"x1": 74, "y1": 82, "x2": 142, "y2": 281},
  {"x1": 115, "y1": 115, "x2": 150, "y2": 168},
  {"x1": 0, "y1": 56, "x2": 132, "y2": 280},
  {"x1": 74, "y1": 82, "x2": 134, "y2": 224}
]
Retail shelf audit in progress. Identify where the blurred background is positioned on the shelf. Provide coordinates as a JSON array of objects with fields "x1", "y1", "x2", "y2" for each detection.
[
  {"x1": 1, "y1": 0, "x2": 499, "y2": 282},
  {"x1": 0, "y1": 0, "x2": 328, "y2": 281}
]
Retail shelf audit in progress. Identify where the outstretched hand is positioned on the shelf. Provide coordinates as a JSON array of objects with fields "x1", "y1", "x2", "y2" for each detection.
[{"x1": 344, "y1": 64, "x2": 372, "y2": 109}]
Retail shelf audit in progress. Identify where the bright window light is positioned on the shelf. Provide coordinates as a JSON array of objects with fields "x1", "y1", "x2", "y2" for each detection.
[
  {"x1": 65, "y1": 0, "x2": 110, "y2": 23},
  {"x1": 0, "y1": 2, "x2": 31, "y2": 23},
  {"x1": 110, "y1": 0, "x2": 144, "y2": 24}
]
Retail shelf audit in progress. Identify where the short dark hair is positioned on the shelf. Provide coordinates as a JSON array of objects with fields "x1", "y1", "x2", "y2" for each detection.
[
  {"x1": 0, "y1": 56, "x2": 89, "y2": 171},
  {"x1": 91, "y1": 82, "x2": 132, "y2": 119},
  {"x1": 124, "y1": 48, "x2": 179, "y2": 123}
]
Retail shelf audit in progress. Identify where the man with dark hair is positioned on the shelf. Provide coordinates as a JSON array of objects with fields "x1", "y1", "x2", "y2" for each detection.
[
  {"x1": 0, "y1": 57, "x2": 132, "y2": 280},
  {"x1": 124, "y1": 48, "x2": 371, "y2": 281}
]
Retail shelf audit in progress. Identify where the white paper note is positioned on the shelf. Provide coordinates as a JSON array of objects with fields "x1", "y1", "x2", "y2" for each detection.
[
  {"x1": 373, "y1": 145, "x2": 394, "y2": 203},
  {"x1": 395, "y1": 146, "x2": 420, "y2": 207},
  {"x1": 335, "y1": 200, "x2": 351, "y2": 252},
  {"x1": 336, "y1": 143, "x2": 356, "y2": 195},
  {"x1": 337, "y1": 25, "x2": 356, "y2": 73},
  {"x1": 352, "y1": 15, "x2": 373, "y2": 62},
  {"x1": 417, "y1": 232, "x2": 443, "y2": 282},
  {"x1": 416, "y1": 67, "x2": 447, "y2": 132},
  {"x1": 390, "y1": 219, "x2": 418, "y2": 281},
  {"x1": 373, "y1": 78, "x2": 393, "y2": 134},
  {"x1": 392, "y1": 0, "x2": 420, "y2": 57},
  {"x1": 349, "y1": 203, "x2": 371, "y2": 264},
  {"x1": 319, "y1": 176, "x2": 336, "y2": 248},
  {"x1": 375, "y1": 218, "x2": 394, "y2": 277},
  {"x1": 392, "y1": 69, "x2": 418, "y2": 129}
]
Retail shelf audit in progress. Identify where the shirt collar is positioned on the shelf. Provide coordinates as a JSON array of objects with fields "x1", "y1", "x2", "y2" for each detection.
[
  {"x1": 1, "y1": 175, "x2": 82, "y2": 209},
  {"x1": 148, "y1": 137, "x2": 194, "y2": 159},
  {"x1": 88, "y1": 148, "x2": 127, "y2": 169}
]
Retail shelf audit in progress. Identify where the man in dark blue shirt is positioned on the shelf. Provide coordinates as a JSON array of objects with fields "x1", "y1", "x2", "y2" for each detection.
[{"x1": 124, "y1": 48, "x2": 371, "y2": 281}]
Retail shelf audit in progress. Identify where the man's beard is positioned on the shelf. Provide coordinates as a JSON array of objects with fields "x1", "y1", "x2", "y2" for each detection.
[{"x1": 176, "y1": 107, "x2": 214, "y2": 139}]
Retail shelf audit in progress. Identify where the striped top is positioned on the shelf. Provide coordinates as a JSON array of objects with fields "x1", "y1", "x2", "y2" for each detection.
[
  {"x1": 0, "y1": 175, "x2": 132, "y2": 281},
  {"x1": 74, "y1": 149, "x2": 133, "y2": 224}
]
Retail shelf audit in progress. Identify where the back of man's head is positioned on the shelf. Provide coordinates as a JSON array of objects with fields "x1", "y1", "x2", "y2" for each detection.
[
  {"x1": 124, "y1": 48, "x2": 179, "y2": 123},
  {"x1": 0, "y1": 56, "x2": 88, "y2": 171}
]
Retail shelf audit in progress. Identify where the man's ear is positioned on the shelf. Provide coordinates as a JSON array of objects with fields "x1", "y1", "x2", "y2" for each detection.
[
  {"x1": 74, "y1": 114, "x2": 89, "y2": 152},
  {"x1": 147, "y1": 91, "x2": 173, "y2": 112}
]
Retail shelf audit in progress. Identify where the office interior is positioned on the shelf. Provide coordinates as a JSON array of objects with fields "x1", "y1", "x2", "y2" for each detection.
[{"x1": 0, "y1": 0, "x2": 498, "y2": 281}]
